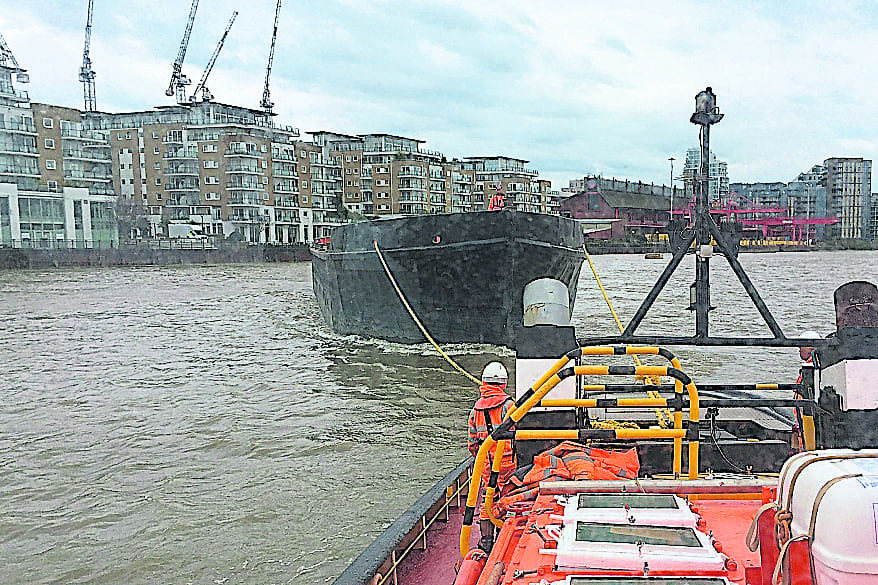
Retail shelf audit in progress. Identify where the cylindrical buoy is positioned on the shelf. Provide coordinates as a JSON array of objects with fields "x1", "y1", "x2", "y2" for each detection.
[{"x1": 453, "y1": 549, "x2": 487, "y2": 585}]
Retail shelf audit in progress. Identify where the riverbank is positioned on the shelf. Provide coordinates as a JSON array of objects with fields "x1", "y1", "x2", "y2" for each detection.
[{"x1": 0, "y1": 243, "x2": 311, "y2": 269}]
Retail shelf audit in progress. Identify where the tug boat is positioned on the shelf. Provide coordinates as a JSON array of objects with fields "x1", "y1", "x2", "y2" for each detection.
[{"x1": 330, "y1": 89, "x2": 878, "y2": 585}]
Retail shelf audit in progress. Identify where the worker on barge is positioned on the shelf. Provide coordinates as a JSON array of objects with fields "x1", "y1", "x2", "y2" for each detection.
[{"x1": 467, "y1": 361, "x2": 516, "y2": 552}]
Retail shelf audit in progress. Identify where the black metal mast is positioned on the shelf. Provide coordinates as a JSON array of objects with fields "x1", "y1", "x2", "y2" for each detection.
[{"x1": 584, "y1": 87, "x2": 814, "y2": 349}]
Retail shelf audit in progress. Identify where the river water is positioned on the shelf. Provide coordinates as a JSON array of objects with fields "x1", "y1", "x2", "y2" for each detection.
[{"x1": 1, "y1": 251, "x2": 876, "y2": 584}]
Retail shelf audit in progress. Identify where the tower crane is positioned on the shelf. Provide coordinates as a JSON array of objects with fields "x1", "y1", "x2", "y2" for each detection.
[
  {"x1": 190, "y1": 11, "x2": 237, "y2": 103},
  {"x1": 165, "y1": 0, "x2": 199, "y2": 104},
  {"x1": 79, "y1": 0, "x2": 97, "y2": 111},
  {"x1": 0, "y1": 31, "x2": 30, "y2": 83},
  {"x1": 260, "y1": 0, "x2": 281, "y2": 115}
]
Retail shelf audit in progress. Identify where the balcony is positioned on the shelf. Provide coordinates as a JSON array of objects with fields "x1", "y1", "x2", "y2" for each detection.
[
  {"x1": 164, "y1": 149, "x2": 197, "y2": 160},
  {"x1": 61, "y1": 128, "x2": 109, "y2": 142},
  {"x1": 0, "y1": 143, "x2": 38, "y2": 156},
  {"x1": 229, "y1": 210, "x2": 269, "y2": 223},
  {"x1": 227, "y1": 165, "x2": 261, "y2": 174},
  {"x1": 225, "y1": 147, "x2": 261, "y2": 158},
  {"x1": 272, "y1": 166, "x2": 297, "y2": 178},
  {"x1": 0, "y1": 119, "x2": 37, "y2": 134},
  {"x1": 228, "y1": 194, "x2": 264, "y2": 206},
  {"x1": 226, "y1": 181, "x2": 262, "y2": 191},
  {"x1": 64, "y1": 170, "x2": 112, "y2": 182},
  {"x1": 167, "y1": 194, "x2": 201, "y2": 206},
  {"x1": 0, "y1": 163, "x2": 40, "y2": 177},
  {"x1": 274, "y1": 183, "x2": 297, "y2": 194},
  {"x1": 165, "y1": 181, "x2": 199, "y2": 192},
  {"x1": 271, "y1": 151, "x2": 295, "y2": 161},
  {"x1": 165, "y1": 164, "x2": 199, "y2": 176},
  {"x1": 276, "y1": 196, "x2": 298, "y2": 207},
  {"x1": 63, "y1": 149, "x2": 112, "y2": 163}
]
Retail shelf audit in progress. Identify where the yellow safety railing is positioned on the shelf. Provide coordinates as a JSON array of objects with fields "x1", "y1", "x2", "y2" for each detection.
[{"x1": 460, "y1": 352, "x2": 701, "y2": 556}]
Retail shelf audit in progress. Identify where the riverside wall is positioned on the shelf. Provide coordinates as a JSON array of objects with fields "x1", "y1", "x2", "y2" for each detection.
[{"x1": 0, "y1": 243, "x2": 311, "y2": 269}]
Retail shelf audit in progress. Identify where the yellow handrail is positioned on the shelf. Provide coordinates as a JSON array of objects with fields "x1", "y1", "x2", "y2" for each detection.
[{"x1": 459, "y1": 356, "x2": 701, "y2": 556}]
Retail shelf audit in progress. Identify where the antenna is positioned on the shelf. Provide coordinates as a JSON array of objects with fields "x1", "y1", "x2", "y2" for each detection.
[
  {"x1": 260, "y1": 0, "x2": 281, "y2": 115},
  {"x1": 191, "y1": 11, "x2": 237, "y2": 103},
  {"x1": 166, "y1": 0, "x2": 199, "y2": 104},
  {"x1": 79, "y1": 0, "x2": 97, "y2": 111}
]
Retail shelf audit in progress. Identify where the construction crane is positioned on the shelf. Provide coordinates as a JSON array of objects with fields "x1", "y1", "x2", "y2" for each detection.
[
  {"x1": 190, "y1": 11, "x2": 237, "y2": 103},
  {"x1": 165, "y1": 0, "x2": 199, "y2": 104},
  {"x1": 79, "y1": 0, "x2": 97, "y2": 111},
  {"x1": 260, "y1": 0, "x2": 281, "y2": 115},
  {"x1": 0, "y1": 31, "x2": 30, "y2": 83}
]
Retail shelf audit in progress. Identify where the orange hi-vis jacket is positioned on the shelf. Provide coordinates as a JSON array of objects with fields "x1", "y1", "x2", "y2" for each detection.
[
  {"x1": 487, "y1": 192, "x2": 506, "y2": 210},
  {"x1": 467, "y1": 384, "x2": 516, "y2": 476}
]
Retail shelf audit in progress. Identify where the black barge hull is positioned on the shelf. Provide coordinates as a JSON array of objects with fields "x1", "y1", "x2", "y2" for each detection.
[{"x1": 311, "y1": 211, "x2": 585, "y2": 347}]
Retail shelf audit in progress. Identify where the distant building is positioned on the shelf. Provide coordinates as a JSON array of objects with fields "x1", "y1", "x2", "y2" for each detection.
[
  {"x1": 729, "y1": 180, "x2": 832, "y2": 241},
  {"x1": 559, "y1": 176, "x2": 672, "y2": 239},
  {"x1": 1, "y1": 49, "x2": 117, "y2": 248},
  {"x1": 681, "y1": 147, "x2": 729, "y2": 201},
  {"x1": 823, "y1": 157, "x2": 872, "y2": 239}
]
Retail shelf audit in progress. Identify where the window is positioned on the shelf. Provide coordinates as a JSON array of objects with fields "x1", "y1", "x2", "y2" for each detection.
[
  {"x1": 301, "y1": 165, "x2": 308, "y2": 173},
  {"x1": 152, "y1": 131, "x2": 159, "y2": 139},
  {"x1": 261, "y1": 160, "x2": 267, "y2": 169},
  {"x1": 261, "y1": 145, "x2": 267, "y2": 152},
  {"x1": 262, "y1": 177, "x2": 268, "y2": 185},
  {"x1": 47, "y1": 180, "x2": 57, "y2": 190},
  {"x1": 153, "y1": 147, "x2": 160, "y2": 154},
  {"x1": 156, "y1": 193, "x2": 162, "y2": 201},
  {"x1": 353, "y1": 168, "x2": 359, "y2": 174},
  {"x1": 45, "y1": 159, "x2": 56, "y2": 170},
  {"x1": 300, "y1": 151, "x2": 306, "y2": 158},
  {"x1": 117, "y1": 133, "x2": 123, "y2": 141},
  {"x1": 347, "y1": 180, "x2": 353, "y2": 186},
  {"x1": 155, "y1": 162, "x2": 161, "y2": 169},
  {"x1": 203, "y1": 160, "x2": 218, "y2": 169},
  {"x1": 155, "y1": 178, "x2": 161, "y2": 185},
  {"x1": 302, "y1": 181, "x2": 307, "y2": 188},
  {"x1": 42, "y1": 118, "x2": 53, "y2": 128},
  {"x1": 127, "y1": 132, "x2": 132, "y2": 140},
  {"x1": 204, "y1": 192, "x2": 220, "y2": 201},
  {"x1": 44, "y1": 138, "x2": 55, "y2": 149},
  {"x1": 204, "y1": 177, "x2": 219, "y2": 185},
  {"x1": 353, "y1": 155, "x2": 358, "y2": 161},
  {"x1": 262, "y1": 192, "x2": 269, "y2": 200}
]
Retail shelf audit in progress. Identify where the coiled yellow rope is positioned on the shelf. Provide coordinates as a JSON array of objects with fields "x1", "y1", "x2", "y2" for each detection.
[
  {"x1": 582, "y1": 244, "x2": 672, "y2": 428},
  {"x1": 373, "y1": 241, "x2": 482, "y2": 386}
]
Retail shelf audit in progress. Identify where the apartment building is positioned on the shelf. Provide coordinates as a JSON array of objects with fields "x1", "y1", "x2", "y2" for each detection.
[
  {"x1": 0, "y1": 60, "x2": 117, "y2": 248},
  {"x1": 681, "y1": 147, "x2": 730, "y2": 201},
  {"x1": 822, "y1": 157, "x2": 872, "y2": 239}
]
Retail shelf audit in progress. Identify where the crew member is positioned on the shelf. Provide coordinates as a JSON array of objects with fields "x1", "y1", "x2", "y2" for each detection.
[
  {"x1": 467, "y1": 361, "x2": 516, "y2": 552},
  {"x1": 487, "y1": 186, "x2": 506, "y2": 210}
]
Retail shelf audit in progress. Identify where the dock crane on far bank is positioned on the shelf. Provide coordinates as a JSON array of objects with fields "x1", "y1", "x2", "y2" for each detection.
[
  {"x1": 260, "y1": 0, "x2": 281, "y2": 115},
  {"x1": 79, "y1": 0, "x2": 97, "y2": 111},
  {"x1": 166, "y1": 0, "x2": 199, "y2": 104},
  {"x1": 190, "y1": 11, "x2": 237, "y2": 104}
]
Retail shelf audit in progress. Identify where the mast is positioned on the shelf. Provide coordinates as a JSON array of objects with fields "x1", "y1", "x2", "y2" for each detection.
[
  {"x1": 191, "y1": 11, "x2": 238, "y2": 103},
  {"x1": 260, "y1": 0, "x2": 281, "y2": 115},
  {"x1": 79, "y1": 0, "x2": 97, "y2": 111},
  {"x1": 166, "y1": 0, "x2": 199, "y2": 104}
]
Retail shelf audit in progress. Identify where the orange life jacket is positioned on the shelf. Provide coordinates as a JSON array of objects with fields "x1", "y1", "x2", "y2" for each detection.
[
  {"x1": 488, "y1": 193, "x2": 506, "y2": 210},
  {"x1": 468, "y1": 384, "x2": 515, "y2": 474}
]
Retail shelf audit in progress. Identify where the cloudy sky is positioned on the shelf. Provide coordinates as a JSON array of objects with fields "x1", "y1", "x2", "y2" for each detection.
[{"x1": 2, "y1": 1, "x2": 877, "y2": 190}]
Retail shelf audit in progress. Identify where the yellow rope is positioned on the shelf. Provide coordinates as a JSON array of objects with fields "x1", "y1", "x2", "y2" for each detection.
[
  {"x1": 373, "y1": 241, "x2": 482, "y2": 386},
  {"x1": 582, "y1": 243, "x2": 672, "y2": 428}
]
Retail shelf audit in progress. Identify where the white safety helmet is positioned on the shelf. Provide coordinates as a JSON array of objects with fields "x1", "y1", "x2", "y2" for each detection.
[{"x1": 482, "y1": 361, "x2": 508, "y2": 384}]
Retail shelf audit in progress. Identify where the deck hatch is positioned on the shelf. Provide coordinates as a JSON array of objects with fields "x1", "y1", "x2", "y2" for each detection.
[
  {"x1": 574, "y1": 522, "x2": 702, "y2": 547},
  {"x1": 576, "y1": 494, "x2": 680, "y2": 509}
]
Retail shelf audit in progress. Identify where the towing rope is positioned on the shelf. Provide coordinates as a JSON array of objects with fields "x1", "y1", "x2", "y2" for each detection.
[
  {"x1": 373, "y1": 240, "x2": 481, "y2": 386},
  {"x1": 582, "y1": 243, "x2": 672, "y2": 428}
]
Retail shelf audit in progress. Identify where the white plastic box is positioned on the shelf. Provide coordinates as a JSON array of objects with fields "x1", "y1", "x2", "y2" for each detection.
[{"x1": 777, "y1": 449, "x2": 878, "y2": 585}]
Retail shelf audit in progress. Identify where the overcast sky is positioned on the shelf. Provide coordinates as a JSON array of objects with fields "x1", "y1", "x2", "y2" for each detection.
[{"x1": 2, "y1": 1, "x2": 877, "y2": 190}]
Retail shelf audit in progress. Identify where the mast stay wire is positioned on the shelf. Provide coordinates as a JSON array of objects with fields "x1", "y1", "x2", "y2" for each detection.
[{"x1": 582, "y1": 243, "x2": 672, "y2": 427}]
